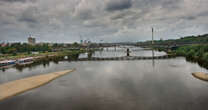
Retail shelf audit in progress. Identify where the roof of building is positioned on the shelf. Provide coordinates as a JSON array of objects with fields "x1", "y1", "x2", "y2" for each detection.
[{"x1": 0, "y1": 60, "x2": 16, "y2": 64}]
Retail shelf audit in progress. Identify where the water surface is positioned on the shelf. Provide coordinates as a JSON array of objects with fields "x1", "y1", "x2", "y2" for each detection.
[
  {"x1": 0, "y1": 47, "x2": 208, "y2": 110},
  {"x1": 79, "y1": 46, "x2": 166, "y2": 58}
]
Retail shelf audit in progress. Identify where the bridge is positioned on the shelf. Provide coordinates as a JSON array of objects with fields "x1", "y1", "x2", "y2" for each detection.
[
  {"x1": 101, "y1": 48, "x2": 153, "y2": 52},
  {"x1": 77, "y1": 55, "x2": 175, "y2": 61}
]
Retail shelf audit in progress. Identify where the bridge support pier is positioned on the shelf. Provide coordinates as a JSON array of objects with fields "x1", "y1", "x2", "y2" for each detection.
[{"x1": 127, "y1": 48, "x2": 130, "y2": 56}]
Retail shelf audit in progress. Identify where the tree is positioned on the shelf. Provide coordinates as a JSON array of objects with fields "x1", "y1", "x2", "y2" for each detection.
[{"x1": 72, "y1": 42, "x2": 79, "y2": 47}]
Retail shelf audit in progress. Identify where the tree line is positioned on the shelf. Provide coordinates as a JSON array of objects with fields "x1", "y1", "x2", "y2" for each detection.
[
  {"x1": 0, "y1": 43, "x2": 52, "y2": 55},
  {"x1": 175, "y1": 45, "x2": 208, "y2": 62}
]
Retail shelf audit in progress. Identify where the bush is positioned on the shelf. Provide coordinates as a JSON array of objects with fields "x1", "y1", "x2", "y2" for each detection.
[
  {"x1": 202, "y1": 52, "x2": 208, "y2": 62},
  {"x1": 175, "y1": 44, "x2": 208, "y2": 61}
]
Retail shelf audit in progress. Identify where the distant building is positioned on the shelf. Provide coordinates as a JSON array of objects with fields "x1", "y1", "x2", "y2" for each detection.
[
  {"x1": 31, "y1": 51, "x2": 39, "y2": 55},
  {"x1": 81, "y1": 40, "x2": 87, "y2": 46},
  {"x1": 80, "y1": 40, "x2": 83, "y2": 44},
  {"x1": 0, "y1": 42, "x2": 7, "y2": 47},
  {"x1": 28, "y1": 36, "x2": 36, "y2": 45}
]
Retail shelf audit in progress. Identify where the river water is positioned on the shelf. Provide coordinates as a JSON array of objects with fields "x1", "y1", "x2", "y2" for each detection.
[
  {"x1": 0, "y1": 47, "x2": 208, "y2": 110},
  {"x1": 79, "y1": 46, "x2": 166, "y2": 58}
]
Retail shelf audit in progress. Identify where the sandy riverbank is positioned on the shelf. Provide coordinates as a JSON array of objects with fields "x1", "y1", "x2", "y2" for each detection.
[
  {"x1": 0, "y1": 69, "x2": 75, "y2": 101},
  {"x1": 192, "y1": 72, "x2": 208, "y2": 81}
]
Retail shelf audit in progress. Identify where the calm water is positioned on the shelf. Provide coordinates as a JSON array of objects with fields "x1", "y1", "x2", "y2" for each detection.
[
  {"x1": 0, "y1": 47, "x2": 208, "y2": 110},
  {"x1": 79, "y1": 46, "x2": 166, "y2": 58}
]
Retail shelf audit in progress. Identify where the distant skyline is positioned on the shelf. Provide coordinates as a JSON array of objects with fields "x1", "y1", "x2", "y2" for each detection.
[{"x1": 0, "y1": 0, "x2": 208, "y2": 43}]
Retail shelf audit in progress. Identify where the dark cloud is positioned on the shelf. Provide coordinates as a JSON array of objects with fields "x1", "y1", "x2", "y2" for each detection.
[
  {"x1": 18, "y1": 6, "x2": 39, "y2": 23},
  {"x1": 0, "y1": 0, "x2": 208, "y2": 42},
  {"x1": 161, "y1": 0, "x2": 182, "y2": 10},
  {"x1": 0, "y1": 0, "x2": 26, "y2": 2},
  {"x1": 18, "y1": 17, "x2": 37, "y2": 23},
  {"x1": 197, "y1": 11, "x2": 208, "y2": 17},
  {"x1": 181, "y1": 16, "x2": 196, "y2": 20},
  {"x1": 111, "y1": 12, "x2": 127, "y2": 20},
  {"x1": 106, "y1": 0, "x2": 133, "y2": 11},
  {"x1": 77, "y1": 10, "x2": 94, "y2": 20}
]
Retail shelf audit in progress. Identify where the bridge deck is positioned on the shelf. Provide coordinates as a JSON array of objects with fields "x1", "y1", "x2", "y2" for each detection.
[{"x1": 78, "y1": 55, "x2": 175, "y2": 61}]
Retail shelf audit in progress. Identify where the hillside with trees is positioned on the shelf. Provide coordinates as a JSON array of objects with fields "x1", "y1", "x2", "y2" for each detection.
[
  {"x1": 137, "y1": 33, "x2": 208, "y2": 46},
  {"x1": 138, "y1": 33, "x2": 208, "y2": 68}
]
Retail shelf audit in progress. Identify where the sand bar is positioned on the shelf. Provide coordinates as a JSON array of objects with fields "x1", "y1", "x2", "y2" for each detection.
[
  {"x1": 0, "y1": 69, "x2": 75, "y2": 101},
  {"x1": 192, "y1": 72, "x2": 208, "y2": 81}
]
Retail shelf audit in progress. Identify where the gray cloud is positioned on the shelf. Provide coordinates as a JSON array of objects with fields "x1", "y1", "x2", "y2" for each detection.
[
  {"x1": 197, "y1": 11, "x2": 208, "y2": 17},
  {"x1": 18, "y1": 7, "x2": 38, "y2": 24},
  {"x1": 0, "y1": 0, "x2": 29, "y2": 3},
  {"x1": 105, "y1": 0, "x2": 133, "y2": 11},
  {"x1": 0, "y1": 0, "x2": 208, "y2": 43}
]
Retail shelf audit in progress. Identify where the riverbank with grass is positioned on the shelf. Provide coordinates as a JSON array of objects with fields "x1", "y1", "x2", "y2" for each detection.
[
  {"x1": 0, "y1": 48, "x2": 97, "y2": 71},
  {"x1": 153, "y1": 44, "x2": 208, "y2": 69},
  {"x1": 173, "y1": 44, "x2": 208, "y2": 69},
  {"x1": 0, "y1": 49, "x2": 92, "y2": 61}
]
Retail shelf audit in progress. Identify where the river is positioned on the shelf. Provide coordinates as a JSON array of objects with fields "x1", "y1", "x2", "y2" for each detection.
[{"x1": 0, "y1": 47, "x2": 208, "y2": 110}]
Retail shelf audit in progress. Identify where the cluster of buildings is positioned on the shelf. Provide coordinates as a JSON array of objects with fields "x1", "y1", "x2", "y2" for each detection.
[
  {"x1": 80, "y1": 39, "x2": 91, "y2": 46},
  {"x1": 28, "y1": 36, "x2": 36, "y2": 45},
  {"x1": 0, "y1": 42, "x2": 8, "y2": 47},
  {"x1": 0, "y1": 35, "x2": 94, "y2": 48},
  {"x1": 0, "y1": 35, "x2": 36, "y2": 47}
]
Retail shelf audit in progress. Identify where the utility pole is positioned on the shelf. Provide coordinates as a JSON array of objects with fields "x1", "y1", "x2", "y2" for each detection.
[
  {"x1": 151, "y1": 27, "x2": 155, "y2": 67},
  {"x1": 152, "y1": 27, "x2": 154, "y2": 45}
]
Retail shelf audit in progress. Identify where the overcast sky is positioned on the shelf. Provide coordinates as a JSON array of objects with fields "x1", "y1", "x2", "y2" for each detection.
[{"x1": 0, "y1": 0, "x2": 208, "y2": 43}]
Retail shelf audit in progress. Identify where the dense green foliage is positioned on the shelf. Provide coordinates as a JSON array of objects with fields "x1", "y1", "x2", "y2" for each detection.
[
  {"x1": 0, "y1": 43, "x2": 52, "y2": 55},
  {"x1": 165, "y1": 34, "x2": 207, "y2": 44},
  {"x1": 137, "y1": 33, "x2": 208, "y2": 45},
  {"x1": 175, "y1": 45, "x2": 208, "y2": 60},
  {"x1": 140, "y1": 33, "x2": 208, "y2": 68},
  {"x1": 137, "y1": 33, "x2": 208, "y2": 68},
  {"x1": 155, "y1": 34, "x2": 208, "y2": 44},
  {"x1": 173, "y1": 44, "x2": 208, "y2": 68}
]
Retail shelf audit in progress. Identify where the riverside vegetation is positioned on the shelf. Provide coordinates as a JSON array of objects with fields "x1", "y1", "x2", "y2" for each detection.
[
  {"x1": 174, "y1": 44, "x2": 208, "y2": 68},
  {"x1": 137, "y1": 33, "x2": 208, "y2": 69},
  {"x1": 0, "y1": 42, "x2": 98, "y2": 61}
]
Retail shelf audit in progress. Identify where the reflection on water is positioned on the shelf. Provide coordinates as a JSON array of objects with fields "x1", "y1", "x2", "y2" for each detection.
[
  {"x1": 0, "y1": 47, "x2": 208, "y2": 110},
  {"x1": 152, "y1": 50, "x2": 155, "y2": 67},
  {"x1": 79, "y1": 46, "x2": 166, "y2": 58}
]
